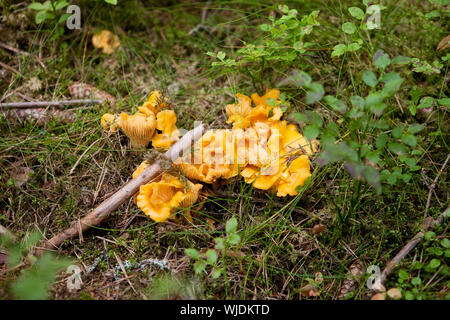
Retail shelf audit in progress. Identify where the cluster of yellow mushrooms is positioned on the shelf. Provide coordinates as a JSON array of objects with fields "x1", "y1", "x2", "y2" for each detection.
[{"x1": 100, "y1": 89, "x2": 317, "y2": 222}]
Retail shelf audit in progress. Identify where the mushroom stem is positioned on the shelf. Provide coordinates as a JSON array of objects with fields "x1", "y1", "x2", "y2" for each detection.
[{"x1": 36, "y1": 124, "x2": 205, "y2": 254}]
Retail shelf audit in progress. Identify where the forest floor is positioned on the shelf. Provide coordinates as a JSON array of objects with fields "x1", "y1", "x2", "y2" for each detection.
[{"x1": 0, "y1": 0, "x2": 448, "y2": 300}]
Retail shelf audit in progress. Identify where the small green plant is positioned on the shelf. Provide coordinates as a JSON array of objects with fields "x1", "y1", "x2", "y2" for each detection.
[
  {"x1": 207, "y1": 5, "x2": 320, "y2": 90},
  {"x1": 28, "y1": 1, "x2": 70, "y2": 38},
  {"x1": 331, "y1": 2, "x2": 386, "y2": 58},
  {"x1": 0, "y1": 230, "x2": 72, "y2": 300},
  {"x1": 394, "y1": 230, "x2": 450, "y2": 300},
  {"x1": 185, "y1": 217, "x2": 241, "y2": 279}
]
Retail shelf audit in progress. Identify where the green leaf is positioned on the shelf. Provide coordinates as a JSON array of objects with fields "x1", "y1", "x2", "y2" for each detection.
[
  {"x1": 54, "y1": 0, "x2": 69, "y2": 10},
  {"x1": 205, "y1": 249, "x2": 218, "y2": 265},
  {"x1": 35, "y1": 10, "x2": 50, "y2": 24},
  {"x1": 374, "y1": 50, "x2": 391, "y2": 69},
  {"x1": 411, "y1": 277, "x2": 422, "y2": 286},
  {"x1": 227, "y1": 233, "x2": 241, "y2": 245},
  {"x1": 304, "y1": 125, "x2": 320, "y2": 140},
  {"x1": 259, "y1": 23, "x2": 271, "y2": 32},
  {"x1": 331, "y1": 44, "x2": 346, "y2": 57},
  {"x1": 425, "y1": 231, "x2": 436, "y2": 241},
  {"x1": 401, "y1": 134, "x2": 417, "y2": 147},
  {"x1": 428, "y1": 258, "x2": 441, "y2": 269},
  {"x1": 349, "y1": 7, "x2": 365, "y2": 19},
  {"x1": 376, "y1": 133, "x2": 388, "y2": 148},
  {"x1": 28, "y1": 2, "x2": 47, "y2": 10},
  {"x1": 438, "y1": 98, "x2": 450, "y2": 106},
  {"x1": 388, "y1": 142, "x2": 407, "y2": 155},
  {"x1": 104, "y1": 0, "x2": 118, "y2": 4},
  {"x1": 324, "y1": 95, "x2": 347, "y2": 113},
  {"x1": 225, "y1": 217, "x2": 238, "y2": 234},
  {"x1": 184, "y1": 248, "x2": 200, "y2": 260},
  {"x1": 214, "y1": 238, "x2": 225, "y2": 250},
  {"x1": 193, "y1": 260, "x2": 207, "y2": 274},
  {"x1": 407, "y1": 124, "x2": 424, "y2": 134},
  {"x1": 342, "y1": 22, "x2": 357, "y2": 34},
  {"x1": 369, "y1": 102, "x2": 386, "y2": 115},
  {"x1": 392, "y1": 126, "x2": 403, "y2": 139},
  {"x1": 366, "y1": 151, "x2": 380, "y2": 164},
  {"x1": 217, "y1": 51, "x2": 226, "y2": 60},
  {"x1": 306, "y1": 83, "x2": 324, "y2": 104},
  {"x1": 362, "y1": 70, "x2": 378, "y2": 87},
  {"x1": 211, "y1": 268, "x2": 222, "y2": 279},
  {"x1": 350, "y1": 95, "x2": 365, "y2": 110},
  {"x1": 441, "y1": 238, "x2": 450, "y2": 249},
  {"x1": 391, "y1": 56, "x2": 411, "y2": 65},
  {"x1": 398, "y1": 269, "x2": 409, "y2": 280}
]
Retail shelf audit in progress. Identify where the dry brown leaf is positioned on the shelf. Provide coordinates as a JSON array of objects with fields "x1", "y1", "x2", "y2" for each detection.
[
  {"x1": 9, "y1": 162, "x2": 34, "y2": 187},
  {"x1": 311, "y1": 223, "x2": 326, "y2": 235},
  {"x1": 371, "y1": 292, "x2": 386, "y2": 300},
  {"x1": 68, "y1": 82, "x2": 117, "y2": 105},
  {"x1": 437, "y1": 35, "x2": 450, "y2": 51},
  {"x1": 387, "y1": 288, "x2": 402, "y2": 300}
]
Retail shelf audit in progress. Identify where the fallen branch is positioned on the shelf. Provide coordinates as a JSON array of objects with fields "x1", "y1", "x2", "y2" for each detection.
[
  {"x1": 36, "y1": 124, "x2": 205, "y2": 254},
  {"x1": 374, "y1": 206, "x2": 449, "y2": 290},
  {"x1": 424, "y1": 153, "x2": 449, "y2": 217},
  {"x1": 0, "y1": 99, "x2": 102, "y2": 109}
]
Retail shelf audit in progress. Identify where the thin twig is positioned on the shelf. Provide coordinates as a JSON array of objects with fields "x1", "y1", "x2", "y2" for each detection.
[
  {"x1": 0, "y1": 99, "x2": 103, "y2": 109},
  {"x1": 424, "y1": 153, "x2": 449, "y2": 217},
  {"x1": 0, "y1": 61, "x2": 20, "y2": 75},
  {"x1": 0, "y1": 41, "x2": 47, "y2": 70},
  {"x1": 373, "y1": 206, "x2": 449, "y2": 291}
]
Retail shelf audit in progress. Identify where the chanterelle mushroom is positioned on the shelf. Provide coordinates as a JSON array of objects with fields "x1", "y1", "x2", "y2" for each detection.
[
  {"x1": 92, "y1": 30, "x2": 120, "y2": 54},
  {"x1": 135, "y1": 173, "x2": 203, "y2": 222}
]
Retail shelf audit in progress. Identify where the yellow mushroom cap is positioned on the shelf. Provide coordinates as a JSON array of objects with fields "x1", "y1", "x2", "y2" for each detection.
[
  {"x1": 132, "y1": 160, "x2": 150, "y2": 179},
  {"x1": 117, "y1": 112, "x2": 156, "y2": 149},
  {"x1": 139, "y1": 91, "x2": 168, "y2": 115},
  {"x1": 100, "y1": 113, "x2": 118, "y2": 132},
  {"x1": 135, "y1": 173, "x2": 203, "y2": 222},
  {"x1": 92, "y1": 30, "x2": 120, "y2": 54},
  {"x1": 151, "y1": 110, "x2": 180, "y2": 149}
]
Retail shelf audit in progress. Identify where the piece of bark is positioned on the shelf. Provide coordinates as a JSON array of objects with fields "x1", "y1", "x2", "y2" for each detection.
[
  {"x1": 1, "y1": 107, "x2": 76, "y2": 125},
  {"x1": 338, "y1": 258, "x2": 362, "y2": 299},
  {"x1": 68, "y1": 82, "x2": 117, "y2": 105},
  {"x1": 36, "y1": 124, "x2": 205, "y2": 254}
]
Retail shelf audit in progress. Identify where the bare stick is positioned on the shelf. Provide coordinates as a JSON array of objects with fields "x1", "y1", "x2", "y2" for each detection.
[
  {"x1": 374, "y1": 206, "x2": 449, "y2": 289},
  {"x1": 424, "y1": 154, "x2": 449, "y2": 217},
  {"x1": 37, "y1": 124, "x2": 205, "y2": 253},
  {"x1": 0, "y1": 99, "x2": 103, "y2": 109},
  {"x1": 0, "y1": 41, "x2": 47, "y2": 70}
]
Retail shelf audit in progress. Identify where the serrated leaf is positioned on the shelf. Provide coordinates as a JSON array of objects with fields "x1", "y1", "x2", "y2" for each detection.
[
  {"x1": 401, "y1": 134, "x2": 417, "y2": 147},
  {"x1": 362, "y1": 70, "x2": 378, "y2": 87},
  {"x1": 306, "y1": 83, "x2": 324, "y2": 104},
  {"x1": 374, "y1": 50, "x2": 391, "y2": 69},
  {"x1": 227, "y1": 233, "x2": 241, "y2": 245},
  {"x1": 225, "y1": 217, "x2": 238, "y2": 234},
  {"x1": 388, "y1": 142, "x2": 407, "y2": 155},
  {"x1": 324, "y1": 95, "x2": 347, "y2": 113},
  {"x1": 376, "y1": 133, "x2": 388, "y2": 148},
  {"x1": 185, "y1": 248, "x2": 200, "y2": 260},
  {"x1": 205, "y1": 249, "x2": 218, "y2": 265},
  {"x1": 304, "y1": 125, "x2": 320, "y2": 140}
]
